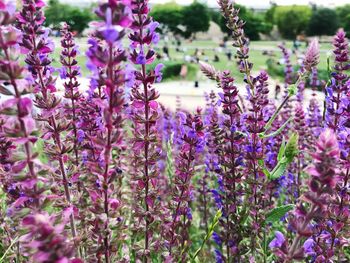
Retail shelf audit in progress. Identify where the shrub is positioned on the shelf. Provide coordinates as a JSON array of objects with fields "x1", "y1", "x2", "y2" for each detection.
[
  {"x1": 274, "y1": 5, "x2": 312, "y2": 39},
  {"x1": 150, "y1": 2, "x2": 184, "y2": 35},
  {"x1": 307, "y1": 7, "x2": 339, "y2": 36},
  {"x1": 150, "y1": 61, "x2": 196, "y2": 81}
]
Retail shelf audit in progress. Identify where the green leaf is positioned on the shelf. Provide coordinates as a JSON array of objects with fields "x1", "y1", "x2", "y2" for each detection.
[
  {"x1": 261, "y1": 117, "x2": 293, "y2": 139},
  {"x1": 288, "y1": 84, "x2": 297, "y2": 96},
  {"x1": 269, "y1": 161, "x2": 287, "y2": 180},
  {"x1": 285, "y1": 133, "x2": 299, "y2": 161},
  {"x1": 266, "y1": 204, "x2": 295, "y2": 223},
  {"x1": 166, "y1": 135, "x2": 175, "y2": 186},
  {"x1": 0, "y1": 236, "x2": 19, "y2": 262},
  {"x1": 258, "y1": 159, "x2": 270, "y2": 178},
  {"x1": 190, "y1": 209, "x2": 222, "y2": 261},
  {"x1": 277, "y1": 138, "x2": 286, "y2": 162}
]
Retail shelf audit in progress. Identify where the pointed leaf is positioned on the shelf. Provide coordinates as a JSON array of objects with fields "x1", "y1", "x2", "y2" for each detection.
[
  {"x1": 269, "y1": 162, "x2": 287, "y2": 180},
  {"x1": 266, "y1": 204, "x2": 295, "y2": 223}
]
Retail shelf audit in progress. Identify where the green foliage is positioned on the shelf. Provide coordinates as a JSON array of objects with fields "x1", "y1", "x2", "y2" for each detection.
[
  {"x1": 150, "y1": 2, "x2": 184, "y2": 35},
  {"x1": 274, "y1": 5, "x2": 312, "y2": 39},
  {"x1": 45, "y1": 0, "x2": 94, "y2": 34},
  {"x1": 165, "y1": 136, "x2": 174, "y2": 186},
  {"x1": 190, "y1": 209, "x2": 222, "y2": 261},
  {"x1": 182, "y1": 2, "x2": 210, "y2": 38},
  {"x1": 0, "y1": 189, "x2": 7, "y2": 257},
  {"x1": 33, "y1": 138, "x2": 49, "y2": 164},
  {"x1": 150, "y1": 61, "x2": 196, "y2": 81},
  {"x1": 284, "y1": 133, "x2": 299, "y2": 161},
  {"x1": 265, "y1": 204, "x2": 295, "y2": 223},
  {"x1": 213, "y1": 5, "x2": 272, "y2": 40},
  {"x1": 265, "y1": 4, "x2": 277, "y2": 24},
  {"x1": 336, "y1": 4, "x2": 350, "y2": 35},
  {"x1": 307, "y1": 8, "x2": 339, "y2": 36},
  {"x1": 262, "y1": 134, "x2": 299, "y2": 180}
]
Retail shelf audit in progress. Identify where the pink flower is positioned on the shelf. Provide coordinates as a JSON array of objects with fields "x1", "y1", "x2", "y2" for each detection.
[{"x1": 304, "y1": 38, "x2": 320, "y2": 71}]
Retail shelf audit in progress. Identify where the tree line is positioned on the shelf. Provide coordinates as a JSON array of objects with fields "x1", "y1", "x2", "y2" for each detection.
[{"x1": 44, "y1": 0, "x2": 350, "y2": 40}]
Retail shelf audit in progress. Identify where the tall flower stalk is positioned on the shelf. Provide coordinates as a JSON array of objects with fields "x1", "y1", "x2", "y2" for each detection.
[
  {"x1": 128, "y1": 0, "x2": 163, "y2": 261},
  {"x1": 166, "y1": 110, "x2": 204, "y2": 261},
  {"x1": 60, "y1": 23, "x2": 82, "y2": 168},
  {"x1": 0, "y1": 0, "x2": 41, "y2": 211},
  {"x1": 85, "y1": 1, "x2": 130, "y2": 261},
  {"x1": 17, "y1": 0, "x2": 79, "y2": 250},
  {"x1": 270, "y1": 130, "x2": 340, "y2": 262}
]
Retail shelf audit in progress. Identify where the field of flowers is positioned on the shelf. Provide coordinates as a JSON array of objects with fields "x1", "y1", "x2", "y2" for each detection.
[{"x1": 0, "y1": 0, "x2": 349, "y2": 262}]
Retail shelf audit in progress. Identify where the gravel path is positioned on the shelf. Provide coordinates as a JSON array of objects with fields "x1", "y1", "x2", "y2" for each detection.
[{"x1": 1, "y1": 78, "x2": 325, "y2": 112}]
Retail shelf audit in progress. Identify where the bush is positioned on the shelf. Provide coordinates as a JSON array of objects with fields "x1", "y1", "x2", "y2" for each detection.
[
  {"x1": 274, "y1": 5, "x2": 312, "y2": 39},
  {"x1": 307, "y1": 8, "x2": 339, "y2": 36},
  {"x1": 150, "y1": 2, "x2": 184, "y2": 35},
  {"x1": 182, "y1": 2, "x2": 210, "y2": 38},
  {"x1": 336, "y1": 5, "x2": 350, "y2": 35},
  {"x1": 45, "y1": 0, "x2": 94, "y2": 34},
  {"x1": 151, "y1": 61, "x2": 197, "y2": 81}
]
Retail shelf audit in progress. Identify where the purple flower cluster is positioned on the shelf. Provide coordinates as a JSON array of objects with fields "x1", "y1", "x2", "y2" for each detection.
[
  {"x1": 1, "y1": 0, "x2": 350, "y2": 262},
  {"x1": 270, "y1": 130, "x2": 340, "y2": 261},
  {"x1": 165, "y1": 110, "x2": 205, "y2": 261}
]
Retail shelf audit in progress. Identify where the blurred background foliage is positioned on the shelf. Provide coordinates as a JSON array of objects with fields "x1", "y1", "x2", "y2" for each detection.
[{"x1": 43, "y1": 0, "x2": 350, "y2": 39}]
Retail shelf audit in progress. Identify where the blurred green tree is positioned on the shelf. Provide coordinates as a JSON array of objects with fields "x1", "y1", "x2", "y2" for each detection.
[
  {"x1": 45, "y1": 0, "x2": 94, "y2": 34},
  {"x1": 307, "y1": 8, "x2": 339, "y2": 36},
  {"x1": 182, "y1": 1, "x2": 210, "y2": 38},
  {"x1": 150, "y1": 2, "x2": 184, "y2": 35},
  {"x1": 336, "y1": 5, "x2": 350, "y2": 35},
  {"x1": 274, "y1": 5, "x2": 312, "y2": 39}
]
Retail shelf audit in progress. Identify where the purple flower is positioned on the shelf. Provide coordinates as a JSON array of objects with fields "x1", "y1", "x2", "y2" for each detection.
[
  {"x1": 152, "y1": 32, "x2": 160, "y2": 45},
  {"x1": 304, "y1": 38, "x2": 320, "y2": 71},
  {"x1": 303, "y1": 238, "x2": 315, "y2": 256},
  {"x1": 269, "y1": 231, "x2": 285, "y2": 249},
  {"x1": 212, "y1": 232, "x2": 222, "y2": 246},
  {"x1": 103, "y1": 28, "x2": 119, "y2": 44},
  {"x1": 214, "y1": 249, "x2": 224, "y2": 263},
  {"x1": 101, "y1": 8, "x2": 120, "y2": 43},
  {"x1": 155, "y1": 63, "x2": 164, "y2": 83},
  {"x1": 136, "y1": 51, "x2": 146, "y2": 65},
  {"x1": 148, "y1": 21, "x2": 159, "y2": 33},
  {"x1": 58, "y1": 67, "x2": 67, "y2": 79},
  {"x1": 77, "y1": 129, "x2": 85, "y2": 143}
]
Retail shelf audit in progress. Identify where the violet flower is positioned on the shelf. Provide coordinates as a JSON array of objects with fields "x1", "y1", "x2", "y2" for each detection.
[
  {"x1": 269, "y1": 231, "x2": 286, "y2": 249},
  {"x1": 304, "y1": 39, "x2": 320, "y2": 72},
  {"x1": 60, "y1": 23, "x2": 82, "y2": 167},
  {"x1": 206, "y1": 70, "x2": 245, "y2": 260},
  {"x1": 84, "y1": 1, "x2": 130, "y2": 262},
  {"x1": 128, "y1": 0, "x2": 164, "y2": 260},
  {"x1": 17, "y1": 0, "x2": 80, "y2": 251},
  {"x1": 325, "y1": 29, "x2": 349, "y2": 132},
  {"x1": 0, "y1": 1, "x2": 40, "y2": 208},
  {"x1": 165, "y1": 111, "x2": 205, "y2": 261},
  {"x1": 272, "y1": 129, "x2": 340, "y2": 261},
  {"x1": 20, "y1": 213, "x2": 82, "y2": 263}
]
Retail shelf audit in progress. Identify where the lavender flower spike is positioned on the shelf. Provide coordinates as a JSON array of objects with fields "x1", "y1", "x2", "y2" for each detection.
[
  {"x1": 304, "y1": 38, "x2": 320, "y2": 72},
  {"x1": 273, "y1": 129, "x2": 340, "y2": 262}
]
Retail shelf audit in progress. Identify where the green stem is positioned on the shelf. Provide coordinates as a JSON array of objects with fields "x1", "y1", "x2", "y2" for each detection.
[{"x1": 0, "y1": 236, "x2": 19, "y2": 262}]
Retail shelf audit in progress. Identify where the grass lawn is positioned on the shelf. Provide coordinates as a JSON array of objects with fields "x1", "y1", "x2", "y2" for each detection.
[{"x1": 50, "y1": 38, "x2": 333, "y2": 83}]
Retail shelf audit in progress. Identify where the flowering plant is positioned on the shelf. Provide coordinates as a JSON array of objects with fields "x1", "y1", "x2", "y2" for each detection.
[{"x1": 0, "y1": 0, "x2": 349, "y2": 262}]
